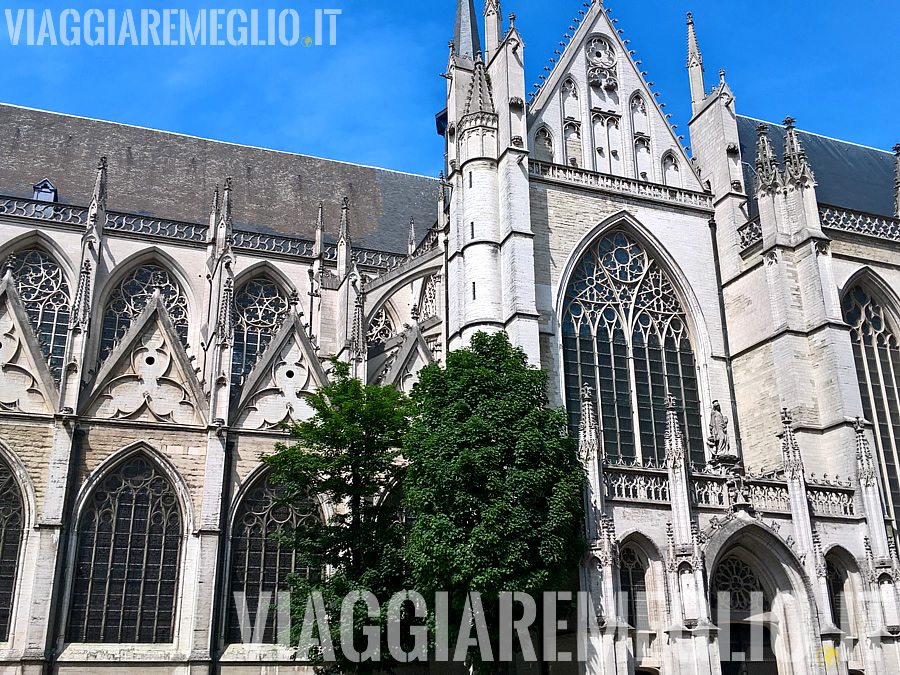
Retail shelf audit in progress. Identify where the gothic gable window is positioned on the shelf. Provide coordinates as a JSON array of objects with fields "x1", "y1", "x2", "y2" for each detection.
[
  {"x1": 226, "y1": 473, "x2": 319, "y2": 644},
  {"x1": 842, "y1": 284, "x2": 900, "y2": 523},
  {"x1": 100, "y1": 264, "x2": 188, "y2": 362},
  {"x1": 7, "y1": 249, "x2": 71, "y2": 381},
  {"x1": 367, "y1": 308, "x2": 396, "y2": 346},
  {"x1": 562, "y1": 230, "x2": 704, "y2": 466},
  {"x1": 66, "y1": 454, "x2": 182, "y2": 643},
  {"x1": 710, "y1": 555, "x2": 771, "y2": 620},
  {"x1": 231, "y1": 277, "x2": 290, "y2": 389},
  {"x1": 0, "y1": 458, "x2": 24, "y2": 641}
]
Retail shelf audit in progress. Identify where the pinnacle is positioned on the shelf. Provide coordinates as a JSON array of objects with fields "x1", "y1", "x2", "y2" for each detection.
[
  {"x1": 463, "y1": 58, "x2": 495, "y2": 116},
  {"x1": 453, "y1": 0, "x2": 482, "y2": 59}
]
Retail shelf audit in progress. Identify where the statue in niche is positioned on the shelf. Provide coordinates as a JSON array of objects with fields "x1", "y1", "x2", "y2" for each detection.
[{"x1": 708, "y1": 400, "x2": 738, "y2": 466}]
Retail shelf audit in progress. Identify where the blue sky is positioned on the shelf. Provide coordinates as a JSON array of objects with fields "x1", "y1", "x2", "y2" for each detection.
[{"x1": 1, "y1": 0, "x2": 897, "y2": 178}]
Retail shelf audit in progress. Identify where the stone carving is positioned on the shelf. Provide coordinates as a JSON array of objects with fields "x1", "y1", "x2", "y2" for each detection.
[
  {"x1": 90, "y1": 324, "x2": 201, "y2": 425},
  {"x1": 235, "y1": 337, "x2": 316, "y2": 430},
  {"x1": 586, "y1": 35, "x2": 617, "y2": 90},
  {"x1": 707, "y1": 400, "x2": 735, "y2": 462},
  {"x1": 0, "y1": 301, "x2": 51, "y2": 413}
]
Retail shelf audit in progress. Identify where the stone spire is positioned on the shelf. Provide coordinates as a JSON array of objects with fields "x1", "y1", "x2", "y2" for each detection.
[
  {"x1": 484, "y1": 0, "x2": 501, "y2": 62},
  {"x1": 664, "y1": 395, "x2": 686, "y2": 470},
  {"x1": 207, "y1": 185, "x2": 220, "y2": 236},
  {"x1": 893, "y1": 144, "x2": 900, "y2": 218},
  {"x1": 454, "y1": 0, "x2": 482, "y2": 59},
  {"x1": 463, "y1": 52, "x2": 495, "y2": 116},
  {"x1": 407, "y1": 217, "x2": 417, "y2": 256},
  {"x1": 578, "y1": 384, "x2": 599, "y2": 462},
  {"x1": 782, "y1": 117, "x2": 816, "y2": 187},
  {"x1": 686, "y1": 12, "x2": 705, "y2": 113},
  {"x1": 86, "y1": 156, "x2": 108, "y2": 238},
  {"x1": 339, "y1": 196, "x2": 351, "y2": 244},
  {"x1": 337, "y1": 197, "x2": 352, "y2": 280},
  {"x1": 314, "y1": 202, "x2": 325, "y2": 259},
  {"x1": 220, "y1": 177, "x2": 234, "y2": 231},
  {"x1": 780, "y1": 408, "x2": 805, "y2": 480},
  {"x1": 754, "y1": 124, "x2": 782, "y2": 195}
]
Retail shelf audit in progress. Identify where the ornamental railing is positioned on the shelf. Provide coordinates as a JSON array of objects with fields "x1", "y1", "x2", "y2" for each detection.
[
  {"x1": 106, "y1": 211, "x2": 208, "y2": 242},
  {"x1": 807, "y1": 486, "x2": 855, "y2": 517},
  {"x1": 819, "y1": 205, "x2": 900, "y2": 242},
  {"x1": 604, "y1": 466, "x2": 670, "y2": 503},
  {"x1": 528, "y1": 160, "x2": 714, "y2": 210},
  {"x1": 0, "y1": 193, "x2": 409, "y2": 272},
  {"x1": 0, "y1": 196, "x2": 88, "y2": 225},
  {"x1": 738, "y1": 217, "x2": 762, "y2": 250}
]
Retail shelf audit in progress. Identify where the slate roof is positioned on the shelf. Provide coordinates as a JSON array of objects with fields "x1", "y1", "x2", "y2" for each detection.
[
  {"x1": 0, "y1": 103, "x2": 439, "y2": 254},
  {"x1": 737, "y1": 115, "x2": 896, "y2": 218}
]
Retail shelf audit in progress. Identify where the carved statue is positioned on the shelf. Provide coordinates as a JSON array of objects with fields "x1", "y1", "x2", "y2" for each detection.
[{"x1": 707, "y1": 400, "x2": 731, "y2": 458}]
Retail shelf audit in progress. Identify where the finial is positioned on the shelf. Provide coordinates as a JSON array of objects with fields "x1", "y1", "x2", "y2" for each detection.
[
  {"x1": 719, "y1": 68, "x2": 726, "y2": 83},
  {"x1": 894, "y1": 144, "x2": 900, "y2": 156},
  {"x1": 408, "y1": 216, "x2": 417, "y2": 256},
  {"x1": 755, "y1": 124, "x2": 781, "y2": 194},
  {"x1": 3, "y1": 254, "x2": 17, "y2": 279},
  {"x1": 781, "y1": 407, "x2": 792, "y2": 425},
  {"x1": 509, "y1": 12, "x2": 516, "y2": 27},
  {"x1": 782, "y1": 116, "x2": 815, "y2": 186},
  {"x1": 686, "y1": 11, "x2": 693, "y2": 24}
]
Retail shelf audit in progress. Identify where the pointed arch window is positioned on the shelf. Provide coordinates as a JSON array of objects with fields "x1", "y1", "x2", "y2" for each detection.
[
  {"x1": 619, "y1": 547, "x2": 649, "y2": 631},
  {"x1": 562, "y1": 79, "x2": 580, "y2": 121},
  {"x1": 710, "y1": 555, "x2": 770, "y2": 620},
  {"x1": 842, "y1": 284, "x2": 900, "y2": 524},
  {"x1": 0, "y1": 458, "x2": 24, "y2": 641},
  {"x1": 535, "y1": 128, "x2": 554, "y2": 164},
  {"x1": 630, "y1": 95, "x2": 649, "y2": 136},
  {"x1": 231, "y1": 277, "x2": 290, "y2": 389},
  {"x1": 565, "y1": 122, "x2": 583, "y2": 168},
  {"x1": 100, "y1": 264, "x2": 188, "y2": 362},
  {"x1": 826, "y1": 559, "x2": 850, "y2": 631},
  {"x1": 66, "y1": 454, "x2": 182, "y2": 643},
  {"x1": 7, "y1": 249, "x2": 71, "y2": 382},
  {"x1": 367, "y1": 308, "x2": 396, "y2": 346},
  {"x1": 226, "y1": 473, "x2": 320, "y2": 644},
  {"x1": 662, "y1": 153, "x2": 681, "y2": 188},
  {"x1": 419, "y1": 275, "x2": 440, "y2": 322},
  {"x1": 562, "y1": 230, "x2": 704, "y2": 466}
]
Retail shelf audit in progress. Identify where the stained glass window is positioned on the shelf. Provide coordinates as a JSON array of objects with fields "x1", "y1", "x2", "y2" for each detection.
[
  {"x1": 0, "y1": 458, "x2": 23, "y2": 641},
  {"x1": 843, "y1": 285, "x2": 900, "y2": 525},
  {"x1": 711, "y1": 556, "x2": 770, "y2": 618},
  {"x1": 562, "y1": 230, "x2": 704, "y2": 466},
  {"x1": 67, "y1": 455, "x2": 182, "y2": 643},
  {"x1": 7, "y1": 249, "x2": 71, "y2": 381},
  {"x1": 231, "y1": 278, "x2": 289, "y2": 389},
  {"x1": 100, "y1": 264, "x2": 188, "y2": 362},
  {"x1": 226, "y1": 474, "x2": 319, "y2": 644}
]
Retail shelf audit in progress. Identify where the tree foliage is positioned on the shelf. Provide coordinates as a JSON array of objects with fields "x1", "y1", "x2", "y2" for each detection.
[
  {"x1": 265, "y1": 358, "x2": 415, "y2": 673},
  {"x1": 402, "y1": 332, "x2": 587, "y2": 671}
]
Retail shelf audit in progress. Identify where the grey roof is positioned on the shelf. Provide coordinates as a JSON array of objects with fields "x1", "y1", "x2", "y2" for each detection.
[
  {"x1": 0, "y1": 103, "x2": 439, "y2": 253},
  {"x1": 737, "y1": 115, "x2": 896, "y2": 218},
  {"x1": 454, "y1": 0, "x2": 482, "y2": 59}
]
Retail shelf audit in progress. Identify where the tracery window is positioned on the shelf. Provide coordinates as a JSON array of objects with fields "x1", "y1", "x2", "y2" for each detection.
[
  {"x1": 231, "y1": 277, "x2": 290, "y2": 389},
  {"x1": 226, "y1": 473, "x2": 319, "y2": 644},
  {"x1": 419, "y1": 275, "x2": 440, "y2": 322},
  {"x1": 67, "y1": 455, "x2": 182, "y2": 643},
  {"x1": 0, "y1": 458, "x2": 24, "y2": 641},
  {"x1": 842, "y1": 285, "x2": 900, "y2": 524},
  {"x1": 100, "y1": 264, "x2": 188, "y2": 362},
  {"x1": 367, "y1": 308, "x2": 396, "y2": 346},
  {"x1": 562, "y1": 230, "x2": 704, "y2": 466},
  {"x1": 7, "y1": 249, "x2": 71, "y2": 381},
  {"x1": 711, "y1": 556, "x2": 770, "y2": 618},
  {"x1": 619, "y1": 547, "x2": 649, "y2": 631}
]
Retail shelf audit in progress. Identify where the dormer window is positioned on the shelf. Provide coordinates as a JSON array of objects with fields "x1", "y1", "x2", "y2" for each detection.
[{"x1": 32, "y1": 179, "x2": 57, "y2": 202}]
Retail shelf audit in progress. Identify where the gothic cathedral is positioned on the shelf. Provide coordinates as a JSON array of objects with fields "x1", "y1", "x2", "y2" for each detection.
[{"x1": 0, "y1": 0, "x2": 898, "y2": 673}]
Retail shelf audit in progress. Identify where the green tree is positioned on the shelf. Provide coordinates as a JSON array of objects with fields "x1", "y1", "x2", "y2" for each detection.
[
  {"x1": 265, "y1": 358, "x2": 415, "y2": 673},
  {"x1": 403, "y1": 332, "x2": 587, "y2": 673}
]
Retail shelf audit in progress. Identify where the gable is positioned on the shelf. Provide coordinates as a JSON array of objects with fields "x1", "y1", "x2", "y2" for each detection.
[
  {"x1": 0, "y1": 278, "x2": 58, "y2": 414},
  {"x1": 232, "y1": 312, "x2": 327, "y2": 429},
  {"x1": 82, "y1": 295, "x2": 208, "y2": 425},
  {"x1": 526, "y1": 2, "x2": 700, "y2": 190}
]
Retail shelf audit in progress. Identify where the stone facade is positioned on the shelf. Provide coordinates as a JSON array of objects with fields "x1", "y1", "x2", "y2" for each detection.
[{"x1": 0, "y1": 1, "x2": 898, "y2": 674}]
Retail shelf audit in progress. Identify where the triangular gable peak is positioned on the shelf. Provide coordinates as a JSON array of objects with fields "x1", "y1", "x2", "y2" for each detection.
[
  {"x1": 81, "y1": 294, "x2": 209, "y2": 426},
  {"x1": 232, "y1": 312, "x2": 327, "y2": 429},
  {"x1": 0, "y1": 275, "x2": 59, "y2": 414},
  {"x1": 527, "y1": 1, "x2": 701, "y2": 190},
  {"x1": 370, "y1": 326, "x2": 434, "y2": 394}
]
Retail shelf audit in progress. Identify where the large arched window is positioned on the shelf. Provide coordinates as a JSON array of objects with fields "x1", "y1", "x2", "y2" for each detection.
[
  {"x1": 67, "y1": 454, "x2": 183, "y2": 643},
  {"x1": 100, "y1": 264, "x2": 188, "y2": 362},
  {"x1": 231, "y1": 277, "x2": 290, "y2": 389},
  {"x1": 562, "y1": 230, "x2": 704, "y2": 466},
  {"x1": 0, "y1": 457, "x2": 24, "y2": 641},
  {"x1": 842, "y1": 284, "x2": 900, "y2": 524},
  {"x1": 7, "y1": 249, "x2": 71, "y2": 381},
  {"x1": 534, "y1": 128, "x2": 554, "y2": 164},
  {"x1": 226, "y1": 473, "x2": 319, "y2": 644}
]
